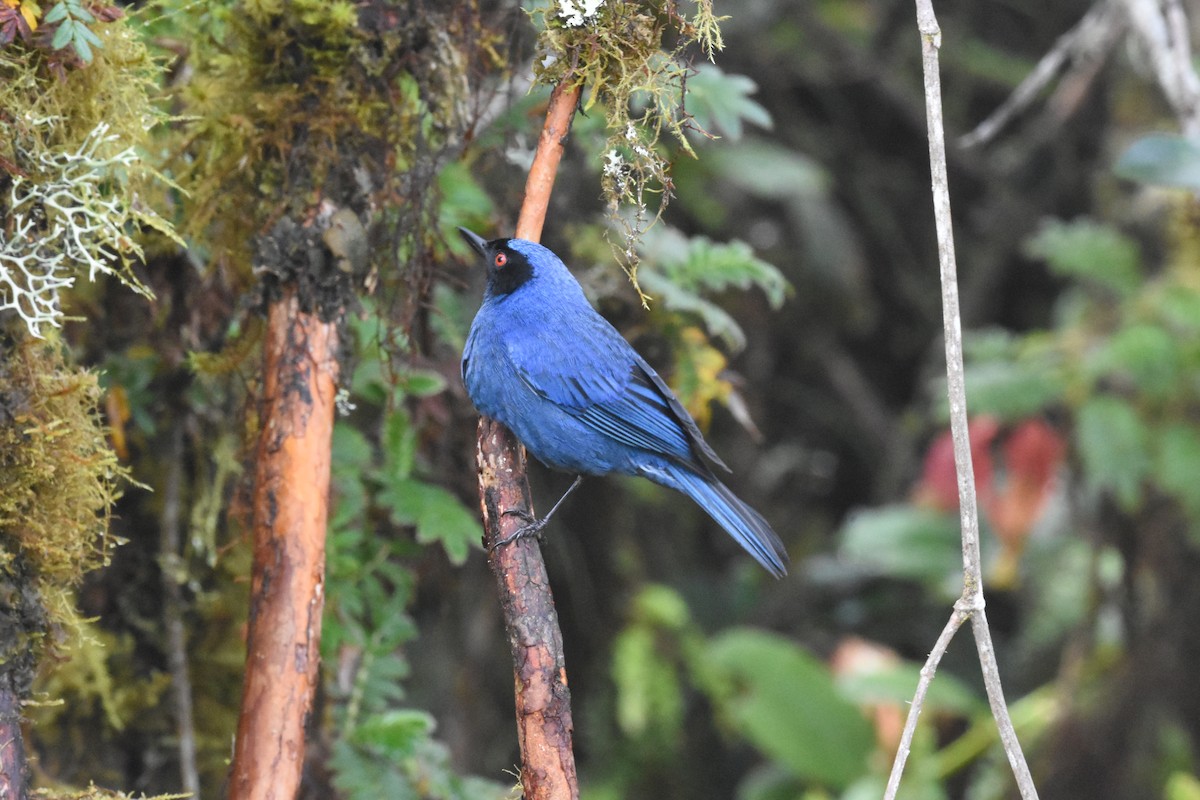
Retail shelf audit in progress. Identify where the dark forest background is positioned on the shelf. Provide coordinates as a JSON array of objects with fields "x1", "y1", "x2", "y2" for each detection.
[{"x1": 2, "y1": 0, "x2": 1200, "y2": 798}]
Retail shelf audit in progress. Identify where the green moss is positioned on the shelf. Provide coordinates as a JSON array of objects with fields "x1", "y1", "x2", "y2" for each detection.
[
  {"x1": 0, "y1": 338, "x2": 126, "y2": 611},
  {"x1": 0, "y1": 19, "x2": 163, "y2": 153},
  {"x1": 33, "y1": 787, "x2": 189, "y2": 800},
  {"x1": 528, "y1": 0, "x2": 729, "y2": 296},
  {"x1": 175, "y1": 2, "x2": 478, "y2": 286}
]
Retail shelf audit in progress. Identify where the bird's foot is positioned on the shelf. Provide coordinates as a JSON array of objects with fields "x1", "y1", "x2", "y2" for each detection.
[
  {"x1": 490, "y1": 509, "x2": 547, "y2": 550},
  {"x1": 487, "y1": 476, "x2": 584, "y2": 552}
]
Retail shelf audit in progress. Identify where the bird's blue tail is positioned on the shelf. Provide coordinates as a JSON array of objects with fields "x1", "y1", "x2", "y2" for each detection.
[{"x1": 646, "y1": 464, "x2": 788, "y2": 578}]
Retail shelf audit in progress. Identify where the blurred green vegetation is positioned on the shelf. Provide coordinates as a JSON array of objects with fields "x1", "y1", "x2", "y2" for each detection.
[{"x1": 3, "y1": 0, "x2": 1200, "y2": 799}]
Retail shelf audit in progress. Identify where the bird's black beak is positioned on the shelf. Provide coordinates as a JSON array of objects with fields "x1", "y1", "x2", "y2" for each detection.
[{"x1": 457, "y1": 227, "x2": 489, "y2": 259}]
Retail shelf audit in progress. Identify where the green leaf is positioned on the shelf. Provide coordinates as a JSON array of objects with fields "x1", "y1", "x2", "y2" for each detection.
[
  {"x1": 44, "y1": 2, "x2": 68, "y2": 23},
  {"x1": 329, "y1": 480, "x2": 371, "y2": 523},
  {"x1": 333, "y1": 422, "x2": 374, "y2": 471},
  {"x1": 685, "y1": 64, "x2": 773, "y2": 140},
  {"x1": 1023, "y1": 218, "x2": 1141, "y2": 296},
  {"x1": 1114, "y1": 134, "x2": 1200, "y2": 191},
  {"x1": 352, "y1": 709, "x2": 435, "y2": 757},
  {"x1": 1089, "y1": 323, "x2": 1180, "y2": 400},
  {"x1": 839, "y1": 505, "x2": 962, "y2": 586},
  {"x1": 734, "y1": 765, "x2": 808, "y2": 800},
  {"x1": 638, "y1": 226, "x2": 790, "y2": 350},
  {"x1": 329, "y1": 740, "x2": 403, "y2": 800},
  {"x1": 962, "y1": 360, "x2": 1064, "y2": 419},
  {"x1": 836, "y1": 661, "x2": 983, "y2": 716},
  {"x1": 611, "y1": 626, "x2": 683, "y2": 743},
  {"x1": 1166, "y1": 771, "x2": 1200, "y2": 800},
  {"x1": 380, "y1": 478, "x2": 479, "y2": 565},
  {"x1": 631, "y1": 583, "x2": 691, "y2": 630},
  {"x1": 1154, "y1": 422, "x2": 1200, "y2": 520},
  {"x1": 638, "y1": 270, "x2": 746, "y2": 350},
  {"x1": 331, "y1": 423, "x2": 374, "y2": 529},
  {"x1": 840, "y1": 773, "x2": 946, "y2": 800},
  {"x1": 1076, "y1": 396, "x2": 1149, "y2": 510},
  {"x1": 705, "y1": 141, "x2": 827, "y2": 202},
  {"x1": 1156, "y1": 284, "x2": 1200, "y2": 334},
  {"x1": 72, "y1": 31, "x2": 93, "y2": 63},
  {"x1": 74, "y1": 19, "x2": 102, "y2": 46},
  {"x1": 958, "y1": 329, "x2": 1065, "y2": 418},
  {"x1": 382, "y1": 409, "x2": 416, "y2": 481},
  {"x1": 676, "y1": 237, "x2": 790, "y2": 308},
  {"x1": 397, "y1": 368, "x2": 447, "y2": 399},
  {"x1": 51, "y1": 18, "x2": 73, "y2": 49},
  {"x1": 431, "y1": 283, "x2": 470, "y2": 354},
  {"x1": 696, "y1": 629, "x2": 873, "y2": 788},
  {"x1": 349, "y1": 354, "x2": 387, "y2": 405},
  {"x1": 438, "y1": 161, "x2": 493, "y2": 243}
]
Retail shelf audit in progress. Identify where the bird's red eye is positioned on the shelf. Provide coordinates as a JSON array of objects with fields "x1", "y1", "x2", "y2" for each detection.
[{"x1": 494, "y1": 252, "x2": 507, "y2": 268}]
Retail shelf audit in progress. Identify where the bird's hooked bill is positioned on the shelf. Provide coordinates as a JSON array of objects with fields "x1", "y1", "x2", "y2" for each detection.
[{"x1": 458, "y1": 227, "x2": 489, "y2": 258}]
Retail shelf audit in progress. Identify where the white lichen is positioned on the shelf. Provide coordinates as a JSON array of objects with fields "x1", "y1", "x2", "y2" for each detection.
[
  {"x1": 602, "y1": 149, "x2": 624, "y2": 176},
  {"x1": 558, "y1": 0, "x2": 604, "y2": 27},
  {"x1": 0, "y1": 218, "x2": 75, "y2": 337},
  {"x1": 0, "y1": 120, "x2": 153, "y2": 337},
  {"x1": 335, "y1": 387, "x2": 357, "y2": 416}
]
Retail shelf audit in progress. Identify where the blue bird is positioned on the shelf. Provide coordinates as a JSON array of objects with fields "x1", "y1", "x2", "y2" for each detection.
[{"x1": 459, "y1": 228, "x2": 788, "y2": 578}]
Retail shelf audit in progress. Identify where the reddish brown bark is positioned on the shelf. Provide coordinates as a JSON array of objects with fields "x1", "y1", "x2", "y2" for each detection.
[
  {"x1": 476, "y1": 80, "x2": 583, "y2": 800},
  {"x1": 515, "y1": 82, "x2": 583, "y2": 242},
  {"x1": 230, "y1": 288, "x2": 338, "y2": 800}
]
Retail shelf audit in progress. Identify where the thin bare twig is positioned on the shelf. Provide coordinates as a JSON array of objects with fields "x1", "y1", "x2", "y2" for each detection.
[
  {"x1": 885, "y1": 3, "x2": 1041, "y2": 799},
  {"x1": 971, "y1": 609, "x2": 1032, "y2": 783},
  {"x1": 883, "y1": 607, "x2": 968, "y2": 798},
  {"x1": 1120, "y1": 0, "x2": 1200, "y2": 135},
  {"x1": 960, "y1": 0, "x2": 1125, "y2": 149},
  {"x1": 161, "y1": 423, "x2": 200, "y2": 797}
]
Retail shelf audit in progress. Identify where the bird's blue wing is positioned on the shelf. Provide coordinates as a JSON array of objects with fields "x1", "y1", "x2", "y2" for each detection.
[
  {"x1": 509, "y1": 313, "x2": 728, "y2": 472},
  {"x1": 567, "y1": 363, "x2": 729, "y2": 471},
  {"x1": 566, "y1": 367, "x2": 692, "y2": 461}
]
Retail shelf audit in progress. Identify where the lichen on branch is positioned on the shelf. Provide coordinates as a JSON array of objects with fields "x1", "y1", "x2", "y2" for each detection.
[
  {"x1": 529, "y1": 0, "x2": 728, "y2": 290},
  {"x1": 0, "y1": 19, "x2": 180, "y2": 338},
  {"x1": 2, "y1": 121, "x2": 157, "y2": 336}
]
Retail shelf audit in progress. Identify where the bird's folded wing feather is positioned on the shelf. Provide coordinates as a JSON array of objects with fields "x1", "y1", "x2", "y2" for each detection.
[{"x1": 509, "y1": 315, "x2": 728, "y2": 472}]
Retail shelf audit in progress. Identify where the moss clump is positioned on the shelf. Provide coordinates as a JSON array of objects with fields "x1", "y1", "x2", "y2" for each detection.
[
  {"x1": 528, "y1": 0, "x2": 728, "y2": 292},
  {"x1": 0, "y1": 336, "x2": 126, "y2": 634},
  {"x1": 33, "y1": 787, "x2": 189, "y2": 800},
  {"x1": 0, "y1": 334, "x2": 137, "y2": 789},
  {"x1": 176, "y1": 0, "x2": 481, "y2": 300}
]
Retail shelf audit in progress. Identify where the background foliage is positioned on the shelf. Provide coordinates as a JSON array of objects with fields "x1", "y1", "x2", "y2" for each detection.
[{"x1": 2, "y1": 1, "x2": 1200, "y2": 799}]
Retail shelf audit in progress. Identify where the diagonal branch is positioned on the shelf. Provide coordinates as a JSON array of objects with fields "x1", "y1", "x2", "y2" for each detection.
[
  {"x1": 885, "y1": 3, "x2": 1040, "y2": 798},
  {"x1": 1120, "y1": 0, "x2": 1200, "y2": 136},
  {"x1": 884, "y1": 607, "x2": 968, "y2": 799},
  {"x1": 960, "y1": 0, "x2": 1125, "y2": 149},
  {"x1": 476, "y1": 79, "x2": 583, "y2": 800}
]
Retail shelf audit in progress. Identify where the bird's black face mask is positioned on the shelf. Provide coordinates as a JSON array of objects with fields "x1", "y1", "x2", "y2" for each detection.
[{"x1": 458, "y1": 227, "x2": 533, "y2": 297}]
